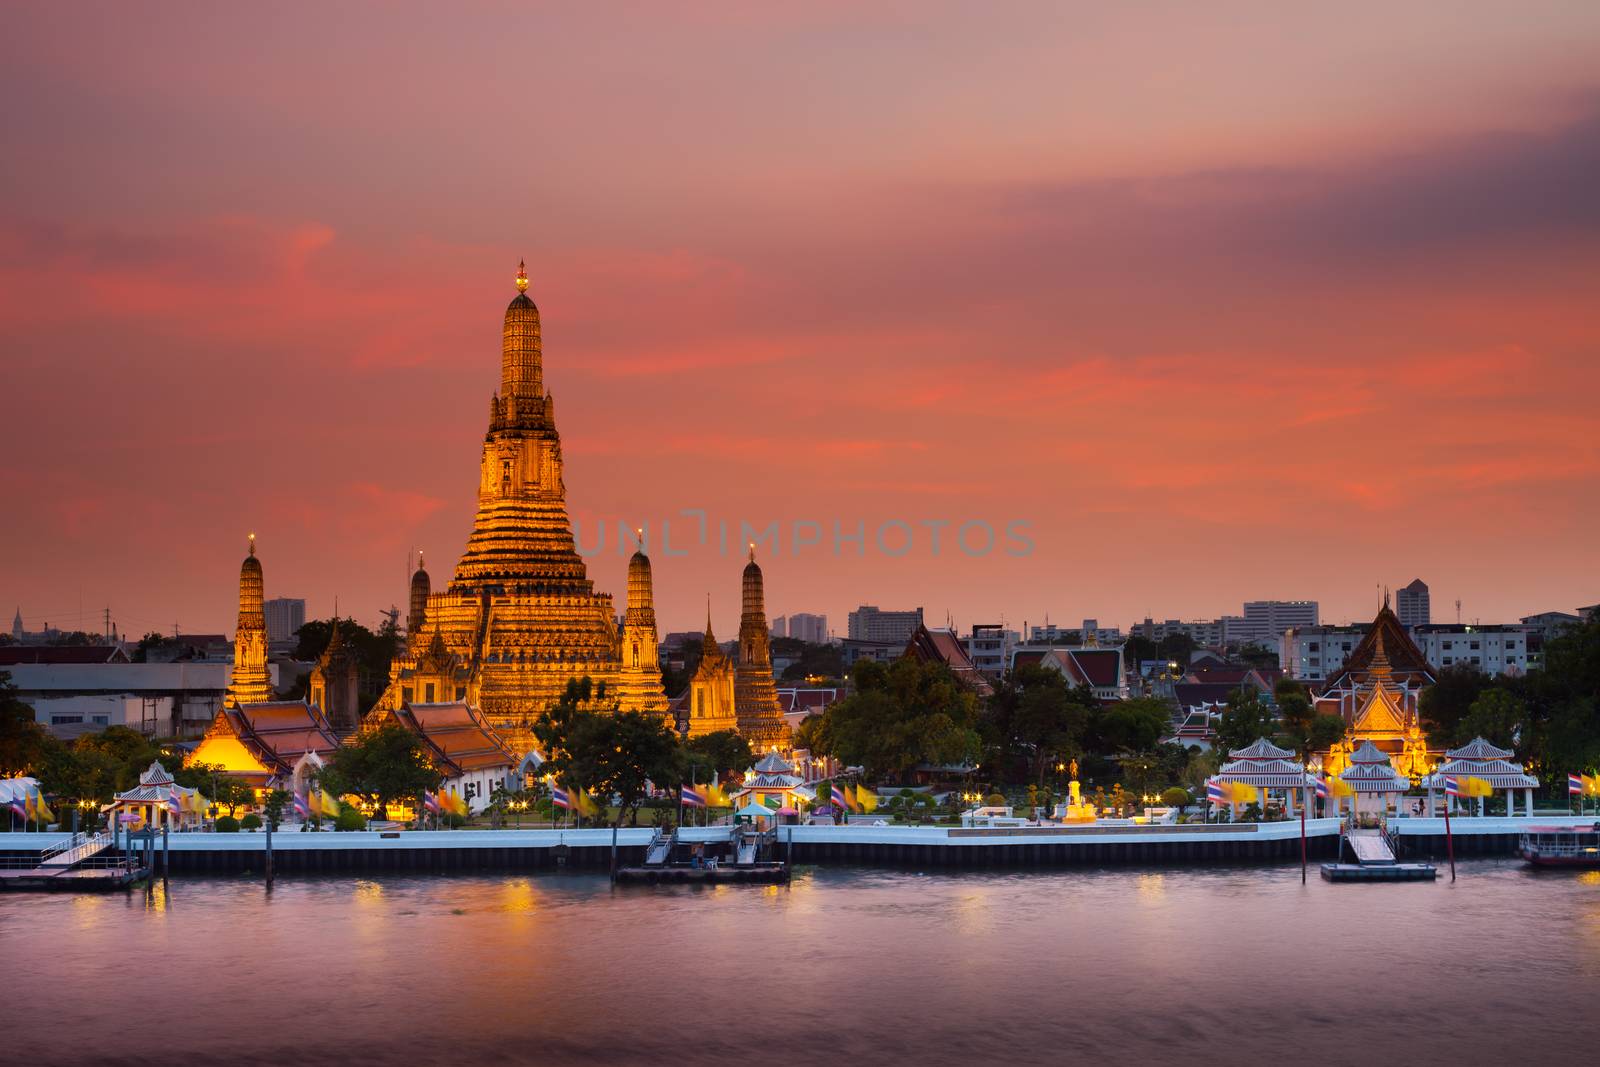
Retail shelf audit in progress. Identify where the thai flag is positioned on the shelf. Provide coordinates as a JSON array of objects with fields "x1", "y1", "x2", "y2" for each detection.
[
  {"x1": 1570, "y1": 773, "x2": 1585, "y2": 795},
  {"x1": 831, "y1": 784, "x2": 848, "y2": 809},
  {"x1": 551, "y1": 786, "x2": 571, "y2": 811},
  {"x1": 1206, "y1": 780, "x2": 1228, "y2": 805},
  {"x1": 7, "y1": 787, "x2": 25, "y2": 819},
  {"x1": 680, "y1": 784, "x2": 706, "y2": 808},
  {"x1": 1314, "y1": 777, "x2": 1330, "y2": 800},
  {"x1": 423, "y1": 791, "x2": 441, "y2": 814},
  {"x1": 293, "y1": 792, "x2": 310, "y2": 819},
  {"x1": 166, "y1": 789, "x2": 182, "y2": 815},
  {"x1": 1444, "y1": 774, "x2": 1463, "y2": 798}
]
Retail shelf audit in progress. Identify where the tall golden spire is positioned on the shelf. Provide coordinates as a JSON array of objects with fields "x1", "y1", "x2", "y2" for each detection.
[
  {"x1": 516, "y1": 259, "x2": 529, "y2": 293},
  {"x1": 226, "y1": 531, "x2": 272, "y2": 707}
]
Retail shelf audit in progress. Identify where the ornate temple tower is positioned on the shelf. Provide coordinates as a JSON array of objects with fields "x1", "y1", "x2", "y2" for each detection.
[
  {"x1": 407, "y1": 552, "x2": 430, "y2": 640},
  {"x1": 374, "y1": 264, "x2": 667, "y2": 751},
  {"x1": 616, "y1": 544, "x2": 669, "y2": 714},
  {"x1": 309, "y1": 620, "x2": 362, "y2": 736},
  {"x1": 225, "y1": 534, "x2": 273, "y2": 707},
  {"x1": 687, "y1": 611, "x2": 739, "y2": 737},
  {"x1": 733, "y1": 547, "x2": 791, "y2": 749}
]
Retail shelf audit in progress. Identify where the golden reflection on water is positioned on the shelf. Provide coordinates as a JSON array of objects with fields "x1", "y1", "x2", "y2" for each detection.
[
  {"x1": 143, "y1": 880, "x2": 169, "y2": 914},
  {"x1": 1136, "y1": 873, "x2": 1167, "y2": 902},
  {"x1": 353, "y1": 880, "x2": 385, "y2": 906},
  {"x1": 498, "y1": 878, "x2": 537, "y2": 913}
]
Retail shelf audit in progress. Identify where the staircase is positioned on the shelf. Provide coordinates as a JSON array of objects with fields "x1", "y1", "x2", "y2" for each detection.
[
  {"x1": 40, "y1": 832, "x2": 112, "y2": 868},
  {"x1": 643, "y1": 828, "x2": 674, "y2": 867}
]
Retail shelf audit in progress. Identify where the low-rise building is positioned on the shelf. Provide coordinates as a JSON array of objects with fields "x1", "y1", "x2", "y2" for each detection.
[{"x1": 8, "y1": 661, "x2": 278, "y2": 740}]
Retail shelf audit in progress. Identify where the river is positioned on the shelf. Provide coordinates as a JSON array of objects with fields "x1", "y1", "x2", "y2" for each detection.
[{"x1": 5, "y1": 860, "x2": 1597, "y2": 1065}]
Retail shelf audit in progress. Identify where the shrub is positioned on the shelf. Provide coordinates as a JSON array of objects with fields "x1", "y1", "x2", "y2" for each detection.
[
  {"x1": 240, "y1": 814, "x2": 263, "y2": 831},
  {"x1": 1160, "y1": 787, "x2": 1191, "y2": 810},
  {"x1": 334, "y1": 808, "x2": 368, "y2": 832},
  {"x1": 984, "y1": 792, "x2": 1006, "y2": 807},
  {"x1": 215, "y1": 815, "x2": 240, "y2": 833},
  {"x1": 442, "y1": 812, "x2": 466, "y2": 829}
]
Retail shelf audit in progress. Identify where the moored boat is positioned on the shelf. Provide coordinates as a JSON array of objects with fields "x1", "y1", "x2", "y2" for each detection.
[{"x1": 1519, "y1": 823, "x2": 1600, "y2": 867}]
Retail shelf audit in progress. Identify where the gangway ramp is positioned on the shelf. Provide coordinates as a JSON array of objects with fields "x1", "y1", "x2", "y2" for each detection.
[{"x1": 1348, "y1": 830, "x2": 1395, "y2": 865}]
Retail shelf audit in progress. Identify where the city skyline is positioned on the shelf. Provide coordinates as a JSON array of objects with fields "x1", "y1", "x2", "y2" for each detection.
[{"x1": 4, "y1": 4, "x2": 1599, "y2": 638}]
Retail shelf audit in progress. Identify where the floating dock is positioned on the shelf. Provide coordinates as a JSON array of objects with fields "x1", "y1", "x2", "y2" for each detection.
[{"x1": 1321, "y1": 862, "x2": 1438, "y2": 882}]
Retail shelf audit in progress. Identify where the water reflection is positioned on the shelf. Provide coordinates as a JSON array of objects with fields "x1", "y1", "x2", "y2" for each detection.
[{"x1": 6, "y1": 862, "x2": 1598, "y2": 1066}]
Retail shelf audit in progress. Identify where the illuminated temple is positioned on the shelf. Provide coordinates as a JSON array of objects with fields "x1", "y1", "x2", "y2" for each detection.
[
  {"x1": 1314, "y1": 598, "x2": 1438, "y2": 781},
  {"x1": 369, "y1": 265, "x2": 668, "y2": 752}
]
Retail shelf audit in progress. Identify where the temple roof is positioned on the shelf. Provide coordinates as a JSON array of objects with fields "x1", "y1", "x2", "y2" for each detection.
[
  {"x1": 1323, "y1": 603, "x2": 1435, "y2": 689},
  {"x1": 752, "y1": 751, "x2": 794, "y2": 775},
  {"x1": 138, "y1": 761, "x2": 174, "y2": 787},
  {"x1": 386, "y1": 702, "x2": 519, "y2": 776},
  {"x1": 1423, "y1": 759, "x2": 1540, "y2": 789},
  {"x1": 192, "y1": 701, "x2": 341, "y2": 782},
  {"x1": 903, "y1": 624, "x2": 994, "y2": 696},
  {"x1": 1040, "y1": 648, "x2": 1123, "y2": 689},
  {"x1": 1228, "y1": 737, "x2": 1296, "y2": 761}
]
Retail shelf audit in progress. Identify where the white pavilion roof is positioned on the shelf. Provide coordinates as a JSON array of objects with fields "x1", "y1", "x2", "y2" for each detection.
[
  {"x1": 1227, "y1": 737, "x2": 1296, "y2": 761},
  {"x1": 1444, "y1": 736, "x2": 1515, "y2": 762},
  {"x1": 1421, "y1": 758, "x2": 1540, "y2": 789}
]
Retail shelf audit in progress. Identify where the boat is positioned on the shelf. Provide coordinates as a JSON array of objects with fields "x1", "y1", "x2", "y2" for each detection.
[{"x1": 1519, "y1": 823, "x2": 1600, "y2": 867}]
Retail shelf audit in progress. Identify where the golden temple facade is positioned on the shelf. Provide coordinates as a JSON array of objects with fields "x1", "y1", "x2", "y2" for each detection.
[{"x1": 372, "y1": 265, "x2": 667, "y2": 752}]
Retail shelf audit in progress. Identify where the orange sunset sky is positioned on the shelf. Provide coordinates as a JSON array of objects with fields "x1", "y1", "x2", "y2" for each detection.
[{"x1": 2, "y1": 2, "x2": 1598, "y2": 640}]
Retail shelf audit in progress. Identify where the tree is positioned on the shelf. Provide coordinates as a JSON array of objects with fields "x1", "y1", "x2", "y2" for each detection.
[
  {"x1": 982, "y1": 665, "x2": 1093, "y2": 784},
  {"x1": 1419, "y1": 664, "x2": 1492, "y2": 747},
  {"x1": 685, "y1": 730, "x2": 753, "y2": 779},
  {"x1": 1086, "y1": 697, "x2": 1172, "y2": 755},
  {"x1": 806, "y1": 658, "x2": 980, "y2": 781},
  {"x1": 263, "y1": 789, "x2": 290, "y2": 830},
  {"x1": 1456, "y1": 687, "x2": 1525, "y2": 750},
  {"x1": 1275, "y1": 678, "x2": 1344, "y2": 760},
  {"x1": 0, "y1": 670, "x2": 52, "y2": 777},
  {"x1": 1213, "y1": 690, "x2": 1277, "y2": 756},
  {"x1": 132, "y1": 632, "x2": 180, "y2": 663},
  {"x1": 1161, "y1": 786, "x2": 1191, "y2": 818},
  {"x1": 320, "y1": 723, "x2": 443, "y2": 820},
  {"x1": 532, "y1": 677, "x2": 681, "y2": 827}
]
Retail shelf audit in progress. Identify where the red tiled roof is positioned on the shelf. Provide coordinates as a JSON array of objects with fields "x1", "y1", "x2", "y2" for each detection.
[{"x1": 387, "y1": 702, "x2": 518, "y2": 775}]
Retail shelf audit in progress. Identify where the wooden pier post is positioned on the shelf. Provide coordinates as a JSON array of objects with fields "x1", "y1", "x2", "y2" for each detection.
[{"x1": 265, "y1": 818, "x2": 274, "y2": 890}]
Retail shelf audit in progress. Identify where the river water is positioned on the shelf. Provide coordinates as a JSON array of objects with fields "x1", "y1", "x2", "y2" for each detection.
[{"x1": 5, "y1": 860, "x2": 1597, "y2": 1066}]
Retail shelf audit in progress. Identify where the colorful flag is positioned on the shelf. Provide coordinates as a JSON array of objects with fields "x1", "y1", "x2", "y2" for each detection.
[
  {"x1": 703, "y1": 781, "x2": 727, "y2": 807},
  {"x1": 1571, "y1": 773, "x2": 1584, "y2": 795},
  {"x1": 294, "y1": 792, "x2": 310, "y2": 819},
  {"x1": 831, "y1": 783, "x2": 848, "y2": 810},
  {"x1": 317, "y1": 787, "x2": 342, "y2": 817},
  {"x1": 857, "y1": 787, "x2": 878, "y2": 814},
  {"x1": 1206, "y1": 780, "x2": 1228, "y2": 805},
  {"x1": 680, "y1": 784, "x2": 706, "y2": 808},
  {"x1": 551, "y1": 785, "x2": 571, "y2": 811},
  {"x1": 34, "y1": 791, "x2": 55, "y2": 824},
  {"x1": 574, "y1": 789, "x2": 599, "y2": 818},
  {"x1": 1585, "y1": 773, "x2": 1600, "y2": 796},
  {"x1": 423, "y1": 791, "x2": 441, "y2": 814},
  {"x1": 1444, "y1": 775, "x2": 1466, "y2": 798},
  {"x1": 1314, "y1": 777, "x2": 1330, "y2": 799},
  {"x1": 6, "y1": 785, "x2": 25, "y2": 819},
  {"x1": 166, "y1": 789, "x2": 182, "y2": 815}
]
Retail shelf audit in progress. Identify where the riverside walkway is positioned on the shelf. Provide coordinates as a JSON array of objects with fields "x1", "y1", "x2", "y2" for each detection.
[{"x1": 2, "y1": 816, "x2": 1586, "y2": 874}]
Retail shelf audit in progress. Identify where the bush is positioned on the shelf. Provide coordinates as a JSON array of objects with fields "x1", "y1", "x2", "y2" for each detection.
[
  {"x1": 442, "y1": 812, "x2": 466, "y2": 829},
  {"x1": 240, "y1": 814, "x2": 263, "y2": 831},
  {"x1": 1160, "y1": 787, "x2": 1191, "y2": 810},
  {"x1": 215, "y1": 815, "x2": 240, "y2": 833},
  {"x1": 334, "y1": 808, "x2": 368, "y2": 832},
  {"x1": 984, "y1": 792, "x2": 1006, "y2": 807}
]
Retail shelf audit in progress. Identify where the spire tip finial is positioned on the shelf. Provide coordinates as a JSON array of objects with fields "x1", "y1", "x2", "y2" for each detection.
[
  {"x1": 515, "y1": 259, "x2": 528, "y2": 293},
  {"x1": 248, "y1": 532, "x2": 256, "y2": 557}
]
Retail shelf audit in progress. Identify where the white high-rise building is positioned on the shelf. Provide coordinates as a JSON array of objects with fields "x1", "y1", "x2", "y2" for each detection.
[
  {"x1": 1233, "y1": 600, "x2": 1319, "y2": 646},
  {"x1": 1396, "y1": 579, "x2": 1430, "y2": 627},
  {"x1": 264, "y1": 597, "x2": 306, "y2": 645}
]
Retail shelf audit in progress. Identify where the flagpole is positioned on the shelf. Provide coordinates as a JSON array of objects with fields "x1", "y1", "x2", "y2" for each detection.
[
  {"x1": 1300, "y1": 776, "x2": 1307, "y2": 885},
  {"x1": 1444, "y1": 783, "x2": 1456, "y2": 882}
]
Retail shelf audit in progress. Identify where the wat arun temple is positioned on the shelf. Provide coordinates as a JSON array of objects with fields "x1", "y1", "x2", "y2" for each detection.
[{"x1": 352, "y1": 264, "x2": 790, "y2": 753}]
